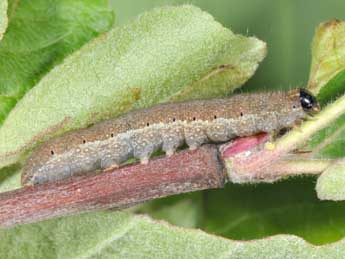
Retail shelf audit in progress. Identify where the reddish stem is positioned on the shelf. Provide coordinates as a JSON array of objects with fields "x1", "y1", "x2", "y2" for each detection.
[
  {"x1": 220, "y1": 133, "x2": 327, "y2": 183},
  {"x1": 0, "y1": 145, "x2": 225, "y2": 228}
]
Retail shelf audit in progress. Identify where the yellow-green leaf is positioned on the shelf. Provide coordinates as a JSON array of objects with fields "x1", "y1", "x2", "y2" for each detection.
[
  {"x1": 0, "y1": 0, "x2": 7, "y2": 40},
  {"x1": 316, "y1": 163, "x2": 345, "y2": 200},
  {"x1": 308, "y1": 20, "x2": 345, "y2": 95}
]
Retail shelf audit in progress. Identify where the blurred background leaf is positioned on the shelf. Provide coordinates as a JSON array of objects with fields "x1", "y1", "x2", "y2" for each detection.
[{"x1": 0, "y1": 0, "x2": 114, "y2": 125}]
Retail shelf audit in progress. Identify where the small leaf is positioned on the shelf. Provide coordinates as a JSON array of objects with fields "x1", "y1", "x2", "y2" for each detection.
[
  {"x1": 308, "y1": 20, "x2": 345, "y2": 94},
  {"x1": 0, "y1": 0, "x2": 114, "y2": 125},
  {"x1": 0, "y1": 0, "x2": 7, "y2": 40},
  {"x1": 306, "y1": 22, "x2": 345, "y2": 199},
  {"x1": 316, "y1": 163, "x2": 345, "y2": 200},
  {"x1": 306, "y1": 20, "x2": 345, "y2": 160},
  {"x1": 0, "y1": 5, "x2": 266, "y2": 172}
]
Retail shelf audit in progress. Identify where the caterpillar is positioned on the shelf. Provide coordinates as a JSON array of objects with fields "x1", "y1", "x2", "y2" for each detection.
[{"x1": 21, "y1": 88, "x2": 319, "y2": 186}]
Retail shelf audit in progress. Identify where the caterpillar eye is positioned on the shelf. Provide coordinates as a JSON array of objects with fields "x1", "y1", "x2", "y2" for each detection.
[{"x1": 299, "y1": 88, "x2": 319, "y2": 114}]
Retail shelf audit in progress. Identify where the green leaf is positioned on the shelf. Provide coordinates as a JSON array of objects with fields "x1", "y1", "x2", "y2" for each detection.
[
  {"x1": 0, "y1": 0, "x2": 114, "y2": 125},
  {"x1": 0, "y1": 95, "x2": 16, "y2": 119},
  {"x1": 308, "y1": 20, "x2": 345, "y2": 95},
  {"x1": 144, "y1": 179, "x2": 345, "y2": 246},
  {"x1": 303, "y1": 22, "x2": 345, "y2": 192},
  {"x1": 200, "y1": 178, "x2": 345, "y2": 245},
  {"x1": 121, "y1": 178, "x2": 345, "y2": 246},
  {"x1": 1, "y1": 210, "x2": 345, "y2": 259},
  {"x1": 306, "y1": 21, "x2": 345, "y2": 160},
  {"x1": 316, "y1": 163, "x2": 345, "y2": 200},
  {"x1": 317, "y1": 70, "x2": 345, "y2": 106},
  {"x1": 0, "y1": 0, "x2": 7, "y2": 40},
  {"x1": 0, "y1": 5, "x2": 266, "y2": 172}
]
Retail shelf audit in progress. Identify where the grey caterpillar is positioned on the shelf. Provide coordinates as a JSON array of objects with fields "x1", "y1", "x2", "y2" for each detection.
[{"x1": 21, "y1": 89, "x2": 319, "y2": 185}]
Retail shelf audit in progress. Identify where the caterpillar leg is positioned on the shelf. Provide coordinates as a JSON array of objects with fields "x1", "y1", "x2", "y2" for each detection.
[
  {"x1": 184, "y1": 121, "x2": 207, "y2": 150},
  {"x1": 188, "y1": 145, "x2": 199, "y2": 151},
  {"x1": 99, "y1": 136, "x2": 133, "y2": 170},
  {"x1": 31, "y1": 163, "x2": 72, "y2": 185},
  {"x1": 103, "y1": 163, "x2": 120, "y2": 173},
  {"x1": 161, "y1": 122, "x2": 184, "y2": 157},
  {"x1": 205, "y1": 119, "x2": 233, "y2": 142},
  {"x1": 69, "y1": 146, "x2": 100, "y2": 176},
  {"x1": 129, "y1": 127, "x2": 162, "y2": 163},
  {"x1": 140, "y1": 157, "x2": 150, "y2": 165},
  {"x1": 165, "y1": 149, "x2": 175, "y2": 157}
]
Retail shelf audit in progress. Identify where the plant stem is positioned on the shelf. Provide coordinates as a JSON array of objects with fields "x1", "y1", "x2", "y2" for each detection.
[
  {"x1": 259, "y1": 159, "x2": 332, "y2": 177},
  {"x1": 0, "y1": 145, "x2": 225, "y2": 228},
  {"x1": 0, "y1": 136, "x2": 340, "y2": 228}
]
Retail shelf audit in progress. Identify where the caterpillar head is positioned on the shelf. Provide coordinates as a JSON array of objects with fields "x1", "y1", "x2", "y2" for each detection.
[{"x1": 299, "y1": 88, "x2": 319, "y2": 114}]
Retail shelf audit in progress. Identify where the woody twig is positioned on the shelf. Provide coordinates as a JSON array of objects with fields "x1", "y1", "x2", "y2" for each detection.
[{"x1": 0, "y1": 145, "x2": 225, "y2": 228}]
